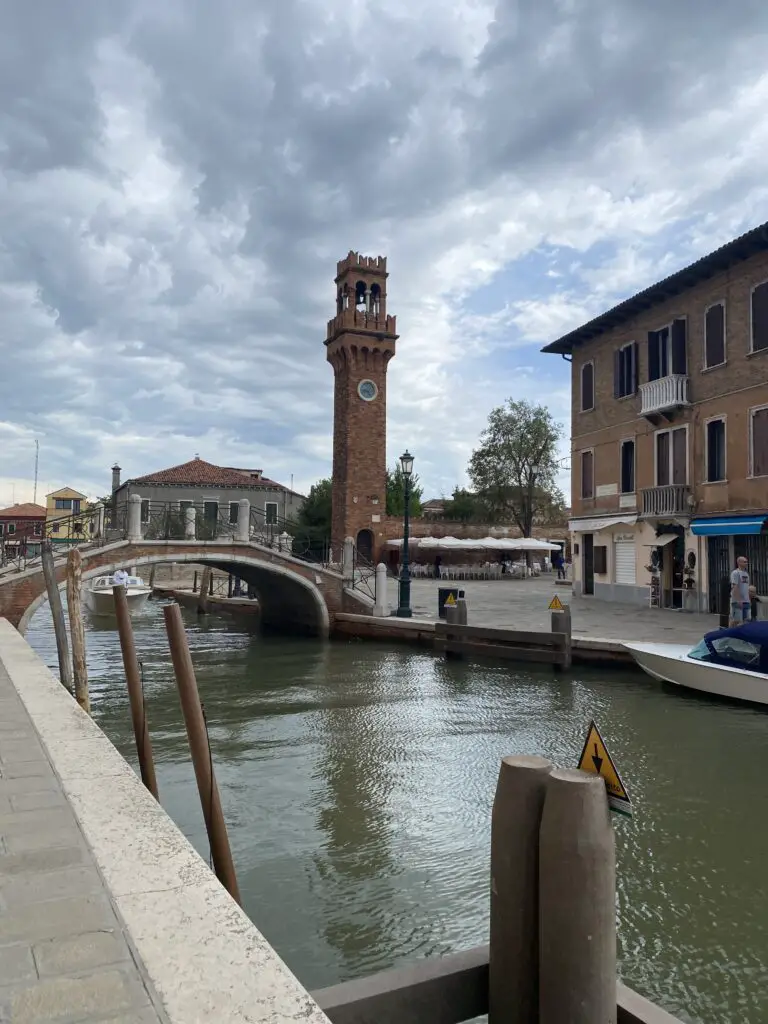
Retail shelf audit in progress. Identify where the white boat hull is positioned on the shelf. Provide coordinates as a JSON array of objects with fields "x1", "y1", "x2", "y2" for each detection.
[
  {"x1": 624, "y1": 641, "x2": 768, "y2": 705},
  {"x1": 84, "y1": 588, "x2": 151, "y2": 617}
]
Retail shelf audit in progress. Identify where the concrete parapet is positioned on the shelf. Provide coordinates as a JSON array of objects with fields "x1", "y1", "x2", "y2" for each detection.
[{"x1": 0, "y1": 619, "x2": 332, "y2": 1024}]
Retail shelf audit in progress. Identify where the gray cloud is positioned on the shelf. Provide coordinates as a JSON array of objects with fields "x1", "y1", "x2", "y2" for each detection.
[{"x1": 1, "y1": 0, "x2": 768, "y2": 503}]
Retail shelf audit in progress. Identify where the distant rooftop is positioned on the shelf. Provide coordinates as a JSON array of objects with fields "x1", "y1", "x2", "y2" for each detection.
[
  {"x1": 0, "y1": 503, "x2": 46, "y2": 518},
  {"x1": 117, "y1": 457, "x2": 292, "y2": 492},
  {"x1": 542, "y1": 219, "x2": 768, "y2": 354}
]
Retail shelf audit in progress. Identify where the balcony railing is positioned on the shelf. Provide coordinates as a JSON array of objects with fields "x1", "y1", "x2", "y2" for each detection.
[
  {"x1": 640, "y1": 485, "x2": 691, "y2": 518},
  {"x1": 639, "y1": 374, "x2": 689, "y2": 416}
]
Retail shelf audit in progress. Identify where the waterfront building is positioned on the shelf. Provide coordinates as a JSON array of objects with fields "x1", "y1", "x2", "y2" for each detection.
[
  {"x1": 45, "y1": 487, "x2": 90, "y2": 543},
  {"x1": 0, "y1": 502, "x2": 46, "y2": 557},
  {"x1": 112, "y1": 457, "x2": 304, "y2": 531},
  {"x1": 543, "y1": 221, "x2": 768, "y2": 612}
]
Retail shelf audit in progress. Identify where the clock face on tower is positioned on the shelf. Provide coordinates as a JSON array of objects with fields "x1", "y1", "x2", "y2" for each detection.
[{"x1": 357, "y1": 379, "x2": 378, "y2": 402}]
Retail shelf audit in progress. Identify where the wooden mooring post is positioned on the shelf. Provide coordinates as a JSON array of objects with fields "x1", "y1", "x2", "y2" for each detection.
[
  {"x1": 113, "y1": 584, "x2": 159, "y2": 800},
  {"x1": 312, "y1": 754, "x2": 681, "y2": 1024},
  {"x1": 65, "y1": 548, "x2": 89, "y2": 713},
  {"x1": 197, "y1": 567, "x2": 211, "y2": 614},
  {"x1": 163, "y1": 602, "x2": 241, "y2": 905},
  {"x1": 41, "y1": 540, "x2": 73, "y2": 695}
]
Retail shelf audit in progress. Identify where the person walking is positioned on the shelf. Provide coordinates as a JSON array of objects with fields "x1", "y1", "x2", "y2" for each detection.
[{"x1": 729, "y1": 556, "x2": 751, "y2": 626}]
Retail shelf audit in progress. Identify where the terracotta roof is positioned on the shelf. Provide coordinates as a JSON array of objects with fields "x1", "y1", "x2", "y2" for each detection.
[
  {"x1": 0, "y1": 503, "x2": 46, "y2": 518},
  {"x1": 542, "y1": 219, "x2": 768, "y2": 354},
  {"x1": 125, "y1": 458, "x2": 284, "y2": 489}
]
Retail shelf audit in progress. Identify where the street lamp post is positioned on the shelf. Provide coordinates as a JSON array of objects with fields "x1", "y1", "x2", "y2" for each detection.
[{"x1": 396, "y1": 450, "x2": 414, "y2": 618}]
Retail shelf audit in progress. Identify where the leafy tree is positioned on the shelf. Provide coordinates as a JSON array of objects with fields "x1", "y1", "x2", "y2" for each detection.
[
  {"x1": 468, "y1": 399, "x2": 565, "y2": 537},
  {"x1": 295, "y1": 478, "x2": 333, "y2": 556},
  {"x1": 386, "y1": 465, "x2": 423, "y2": 517},
  {"x1": 441, "y1": 487, "x2": 483, "y2": 523}
]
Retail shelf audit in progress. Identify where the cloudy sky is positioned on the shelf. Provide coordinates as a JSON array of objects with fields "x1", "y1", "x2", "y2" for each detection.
[{"x1": 2, "y1": 0, "x2": 768, "y2": 507}]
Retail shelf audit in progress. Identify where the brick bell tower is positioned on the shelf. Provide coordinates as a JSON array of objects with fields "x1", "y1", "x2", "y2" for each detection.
[{"x1": 326, "y1": 251, "x2": 398, "y2": 563}]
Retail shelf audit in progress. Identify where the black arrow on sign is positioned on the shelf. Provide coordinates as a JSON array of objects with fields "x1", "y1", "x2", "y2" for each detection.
[{"x1": 592, "y1": 743, "x2": 603, "y2": 773}]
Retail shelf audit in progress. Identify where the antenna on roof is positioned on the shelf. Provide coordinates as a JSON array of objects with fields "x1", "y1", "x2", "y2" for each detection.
[
  {"x1": 194, "y1": 453, "x2": 200, "y2": 459},
  {"x1": 33, "y1": 440, "x2": 39, "y2": 505}
]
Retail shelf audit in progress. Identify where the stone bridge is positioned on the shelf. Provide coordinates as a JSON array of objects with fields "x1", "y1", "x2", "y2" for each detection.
[{"x1": 0, "y1": 539, "x2": 372, "y2": 637}]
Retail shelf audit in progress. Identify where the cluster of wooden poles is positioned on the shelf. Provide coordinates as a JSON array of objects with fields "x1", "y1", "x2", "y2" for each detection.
[{"x1": 41, "y1": 542, "x2": 241, "y2": 906}]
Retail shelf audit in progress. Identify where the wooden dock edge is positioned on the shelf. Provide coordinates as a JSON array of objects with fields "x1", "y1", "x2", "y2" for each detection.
[
  {"x1": 312, "y1": 945, "x2": 684, "y2": 1024},
  {"x1": 332, "y1": 613, "x2": 635, "y2": 666}
]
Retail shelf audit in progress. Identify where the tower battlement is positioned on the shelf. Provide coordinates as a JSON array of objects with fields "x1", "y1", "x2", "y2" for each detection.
[
  {"x1": 325, "y1": 309, "x2": 397, "y2": 343},
  {"x1": 335, "y1": 251, "x2": 388, "y2": 280}
]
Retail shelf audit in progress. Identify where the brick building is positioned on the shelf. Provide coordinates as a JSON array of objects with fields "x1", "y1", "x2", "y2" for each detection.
[
  {"x1": 0, "y1": 503, "x2": 46, "y2": 557},
  {"x1": 543, "y1": 222, "x2": 768, "y2": 612}
]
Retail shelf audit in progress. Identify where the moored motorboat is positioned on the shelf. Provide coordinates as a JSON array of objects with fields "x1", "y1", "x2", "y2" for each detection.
[
  {"x1": 624, "y1": 622, "x2": 768, "y2": 705},
  {"x1": 84, "y1": 574, "x2": 152, "y2": 617}
]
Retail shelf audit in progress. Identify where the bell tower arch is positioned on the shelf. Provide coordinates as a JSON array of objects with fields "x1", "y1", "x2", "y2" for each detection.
[{"x1": 326, "y1": 251, "x2": 398, "y2": 561}]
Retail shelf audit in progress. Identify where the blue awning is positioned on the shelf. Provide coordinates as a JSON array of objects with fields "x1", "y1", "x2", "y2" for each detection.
[{"x1": 690, "y1": 515, "x2": 768, "y2": 537}]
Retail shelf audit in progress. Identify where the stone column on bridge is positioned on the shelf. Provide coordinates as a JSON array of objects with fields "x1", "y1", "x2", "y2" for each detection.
[
  {"x1": 278, "y1": 532, "x2": 292, "y2": 553},
  {"x1": 373, "y1": 563, "x2": 389, "y2": 617},
  {"x1": 236, "y1": 500, "x2": 250, "y2": 543},
  {"x1": 127, "y1": 495, "x2": 142, "y2": 542},
  {"x1": 96, "y1": 502, "x2": 105, "y2": 540},
  {"x1": 185, "y1": 505, "x2": 196, "y2": 539},
  {"x1": 342, "y1": 536, "x2": 354, "y2": 581}
]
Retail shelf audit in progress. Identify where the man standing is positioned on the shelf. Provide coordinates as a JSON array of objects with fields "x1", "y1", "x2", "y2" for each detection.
[
  {"x1": 113, "y1": 568, "x2": 128, "y2": 587},
  {"x1": 729, "y1": 556, "x2": 751, "y2": 625}
]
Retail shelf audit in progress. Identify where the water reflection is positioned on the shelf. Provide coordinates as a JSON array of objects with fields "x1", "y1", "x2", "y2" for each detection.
[{"x1": 24, "y1": 599, "x2": 768, "y2": 1023}]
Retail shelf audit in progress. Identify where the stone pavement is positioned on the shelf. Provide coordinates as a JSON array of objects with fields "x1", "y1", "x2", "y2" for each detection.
[
  {"x1": 0, "y1": 664, "x2": 166, "y2": 1023},
  {"x1": 407, "y1": 575, "x2": 721, "y2": 644}
]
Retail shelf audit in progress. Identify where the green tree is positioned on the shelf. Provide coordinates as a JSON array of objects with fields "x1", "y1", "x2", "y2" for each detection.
[
  {"x1": 386, "y1": 465, "x2": 423, "y2": 517},
  {"x1": 441, "y1": 487, "x2": 483, "y2": 523},
  {"x1": 468, "y1": 399, "x2": 565, "y2": 537},
  {"x1": 295, "y1": 478, "x2": 332, "y2": 557}
]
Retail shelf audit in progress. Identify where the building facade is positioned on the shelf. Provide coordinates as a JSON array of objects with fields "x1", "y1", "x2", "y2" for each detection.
[
  {"x1": 543, "y1": 223, "x2": 768, "y2": 612},
  {"x1": 112, "y1": 458, "x2": 304, "y2": 532},
  {"x1": 0, "y1": 503, "x2": 46, "y2": 557},
  {"x1": 46, "y1": 487, "x2": 90, "y2": 543}
]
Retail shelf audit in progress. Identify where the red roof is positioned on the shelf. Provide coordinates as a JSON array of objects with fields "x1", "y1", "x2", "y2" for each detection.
[
  {"x1": 0, "y1": 503, "x2": 46, "y2": 519},
  {"x1": 127, "y1": 458, "x2": 283, "y2": 489}
]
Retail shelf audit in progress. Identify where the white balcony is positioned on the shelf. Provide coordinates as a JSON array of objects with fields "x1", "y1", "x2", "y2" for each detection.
[{"x1": 639, "y1": 374, "x2": 689, "y2": 417}]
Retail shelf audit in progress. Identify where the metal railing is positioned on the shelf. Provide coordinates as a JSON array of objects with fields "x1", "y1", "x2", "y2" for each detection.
[
  {"x1": 640, "y1": 485, "x2": 691, "y2": 517},
  {"x1": 140, "y1": 501, "x2": 238, "y2": 542},
  {"x1": 350, "y1": 547, "x2": 377, "y2": 600},
  {"x1": 639, "y1": 374, "x2": 689, "y2": 416}
]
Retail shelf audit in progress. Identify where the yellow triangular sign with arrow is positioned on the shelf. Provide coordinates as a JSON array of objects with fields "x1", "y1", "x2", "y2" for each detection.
[
  {"x1": 577, "y1": 720, "x2": 632, "y2": 817},
  {"x1": 548, "y1": 594, "x2": 564, "y2": 611},
  {"x1": 445, "y1": 593, "x2": 456, "y2": 606}
]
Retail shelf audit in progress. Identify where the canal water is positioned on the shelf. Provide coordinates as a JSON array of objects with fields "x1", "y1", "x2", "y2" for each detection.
[{"x1": 25, "y1": 598, "x2": 768, "y2": 1024}]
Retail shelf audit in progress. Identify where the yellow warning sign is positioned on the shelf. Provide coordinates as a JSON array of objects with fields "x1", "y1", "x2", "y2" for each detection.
[
  {"x1": 577, "y1": 720, "x2": 632, "y2": 817},
  {"x1": 445, "y1": 593, "x2": 457, "y2": 606},
  {"x1": 548, "y1": 594, "x2": 565, "y2": 611}
]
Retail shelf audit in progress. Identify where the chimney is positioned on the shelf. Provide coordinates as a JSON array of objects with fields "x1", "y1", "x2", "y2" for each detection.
[{"x1": 111, "y1": 464, "x2": 121, "y2": 492}]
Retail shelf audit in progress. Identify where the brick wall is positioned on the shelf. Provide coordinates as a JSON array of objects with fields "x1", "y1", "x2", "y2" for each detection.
[{"x1": 570, "y1": 248, "x2": 768, "y2": 518}]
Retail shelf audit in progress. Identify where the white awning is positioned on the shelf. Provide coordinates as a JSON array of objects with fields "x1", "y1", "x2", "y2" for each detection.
[
  {"x1": 568, "y1": 515, "x2": 638, "y2": 533},
  {"x1": 643, "y1": 533, "x2": 678, "y2": 547},
  {"x1": 385, "y1": 536, "x2": 562, "y2": 551}
]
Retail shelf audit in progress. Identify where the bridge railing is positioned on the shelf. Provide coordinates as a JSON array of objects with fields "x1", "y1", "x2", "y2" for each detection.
[
  {"x1": 120, "y1": 499, "x2": 331, "y2": 568},
  {"x1": 351, "y1": 546, "x2": 377, "y2": 600}
]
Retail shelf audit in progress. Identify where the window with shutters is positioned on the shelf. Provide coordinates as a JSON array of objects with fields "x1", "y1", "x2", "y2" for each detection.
[
  {"x1": 620, "y1": 439, "x2": 635, "y2": 494},
  {"x1": 704, "y1": 302, "x2": 726, "y2": 368},
  {"x1": 140, "y1": 499, "x2": 150, "y2": 524},
  {"x1": 750, "y1": 406, "x2": 768, "y2": 477},
  {"x1": 580, "y1": 449, "x2": 594, "y2": 499},
  {"x1": 580, "y1": 361, "x2": 595, "y2": 412},
  {"x1": 614, "y1": 342, "x2": 638, "y2": 398},
  {"x1": 229, "y1": 502, "x2": 239, "y2": 525},
  {"x1": 648, "y1": 319, "x2": 687, "y2": 380},
  {"x1": 705, "y1": 419, "x2": 726, "y2": 482},
  {"x1": 751, "y1": 282, "x2": 768, "y2": 353},
  {"x1": 655, "y1": 427, "x2": 688, "y2": 486}
]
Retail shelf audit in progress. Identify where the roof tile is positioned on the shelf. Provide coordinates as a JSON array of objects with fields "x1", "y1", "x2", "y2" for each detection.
[{"x1": 129, "y1": 458, "x2": 282, "y2": 489}]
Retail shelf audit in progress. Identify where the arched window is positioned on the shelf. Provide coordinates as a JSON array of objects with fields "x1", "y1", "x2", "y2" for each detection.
[
  {"x1": 580, "y1": 361, "x2": 595, "y2": 412},
  {"x1": 370, "y1": 283, "x2": 381, "y2": 316}
]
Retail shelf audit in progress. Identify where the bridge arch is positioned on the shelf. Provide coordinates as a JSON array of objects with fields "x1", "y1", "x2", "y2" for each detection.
[{"x1": 16, "y1": 551, "x2": 331, "y2": 638}]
